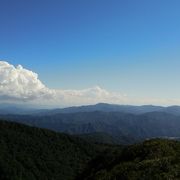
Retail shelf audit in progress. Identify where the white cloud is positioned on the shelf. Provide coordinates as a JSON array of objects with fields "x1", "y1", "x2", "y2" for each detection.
[
  {"x1": 0, "y1": 61, "x2": 52, "y2": 102},
  {"x1": 0, "y1": 61, "x2": 179, "y2": 107},
  {"x1": 0, "y1": 61, "x2": 128, "y2": 107}
]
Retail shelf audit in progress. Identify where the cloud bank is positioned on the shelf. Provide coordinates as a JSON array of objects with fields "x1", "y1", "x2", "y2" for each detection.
[
  {"x1": 0, "y1": 61, "x2": 127, "y2": 107},
  {"x1": 0, "y1": 61, "x2": 179, "y2": 107}
]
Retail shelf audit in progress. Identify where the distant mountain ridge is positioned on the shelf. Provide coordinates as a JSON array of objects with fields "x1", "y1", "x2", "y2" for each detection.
[
  {"x1": 1, "y1": 103, "x2": 180, "y2": 145},
  {"x1": 2, "y1": 103, "x2": 180, "y2": 116},
  {"x1": 1, "y1": 110, "x2": 180, "y2": 144},
  {"x1": 36, "y1": 103, "x2": 165, "y2": 115}
]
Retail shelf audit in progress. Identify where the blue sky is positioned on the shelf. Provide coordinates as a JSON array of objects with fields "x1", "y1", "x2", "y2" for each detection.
[{"x1": 1, "y1": 0, "x2": 180, "y2": 103}]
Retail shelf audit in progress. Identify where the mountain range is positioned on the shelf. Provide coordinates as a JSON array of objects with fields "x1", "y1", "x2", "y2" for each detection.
[
  {"x1": 2, "y1": 103, "x2": 180, "y2": 116},
  {"x1": 1, "y1": 103, "x2": 180, "y2": 144},
  {"x1": 0, "y1": 111, "x2": 180, "y2": 144},
  {"x1": 1, "y1": 120, "x2": 180, "y2": 180}
]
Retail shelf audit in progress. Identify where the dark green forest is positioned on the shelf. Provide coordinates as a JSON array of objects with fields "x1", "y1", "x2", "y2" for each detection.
[
  {"x1": 1, "y1": 120, "x2": 180, "y2": 180},
  {"x1": 80, "y1": 139, "x2": 180, "y2": 180},
  {"x1": 0, "y1": 120, "x2": 100, "y2": 180}
]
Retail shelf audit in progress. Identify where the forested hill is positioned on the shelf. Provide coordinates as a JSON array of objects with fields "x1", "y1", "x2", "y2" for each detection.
[
  {"x1": 79, "y1": 139, "x2": 180, "y2": 180},
  {"x1": 2, "y1": 120, "x2": 180, "y2": 180},
  {"x1": 0, "y1": 120, "x2": 99, "y2": 180}
]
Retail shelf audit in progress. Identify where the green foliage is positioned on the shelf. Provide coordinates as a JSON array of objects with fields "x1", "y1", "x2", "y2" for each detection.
[
  {"x1": 0, "y1": 120, "x2": 98, "y2": 180},
  {"x1": 80, "y1": 139, "x2": 180, "y2": 180},
  {"x1": 2, "y1": 120, "x2": 180, "y2": 180},
  {"x1": 76, "y1": 132, "x2": 125, "y2": 145}
]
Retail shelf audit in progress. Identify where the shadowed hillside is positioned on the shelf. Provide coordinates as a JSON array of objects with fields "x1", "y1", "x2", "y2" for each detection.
[
  {"x1": 1, "y1": 120, "x2": 180, "y2": 180},
  {"x1": 79, "y1": 139, "x2": 180, "y2": 180},
  {"x1": 0, "y1": 120, "x2": 99, "y2": 180}
]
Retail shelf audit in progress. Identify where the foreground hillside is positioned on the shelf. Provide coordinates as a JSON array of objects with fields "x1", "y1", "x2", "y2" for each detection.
[
  {"x1": 79, "y1": 139, "x2": 180, "y2": 180},
  {"x1": 1, "y1": 121, "x2": 180, "y2": 180},
  {"x1": 0, "y1": 121, "x2": 99, "y2": 180}
]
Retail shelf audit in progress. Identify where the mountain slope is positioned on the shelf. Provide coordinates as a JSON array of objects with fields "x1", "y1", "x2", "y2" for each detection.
[
  {"x1": 2, "y1": 111, "x2": 180, "y2": 144},
  {"x1": 76, "y1": 132, "x2": 126, "y2": 145},
  {"x1": 35, "y1": 103, "x2": 165, "y2": 115},
  {"x1": 1, "y1": 120, "x2": 180, "y2": 180},
  {"x1": 0, "y1": 120, "x2": 98, "y2": 180},
  {"x1": 79, "y1": 139, "x2": 180, "y2": 180}
]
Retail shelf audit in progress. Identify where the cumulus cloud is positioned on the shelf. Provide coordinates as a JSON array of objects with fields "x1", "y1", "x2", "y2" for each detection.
[
  {"x1": 0, "y1": 61, "x2": 128, "y2": 107},
  {"x1": 0, "y1": 61, "x2": 179, "y2": 107},
  {"x1": 0, "y1": 61, "x2": 52, "y2": 101}
]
